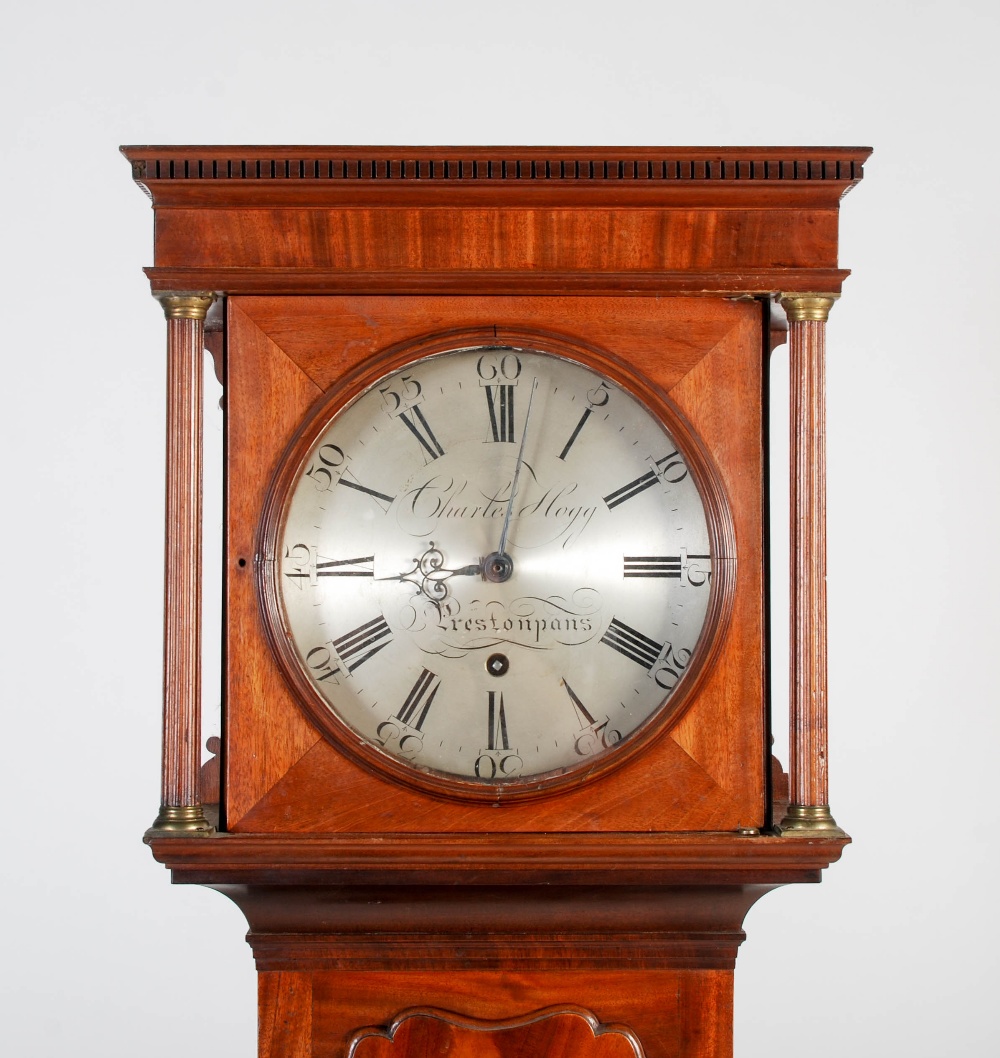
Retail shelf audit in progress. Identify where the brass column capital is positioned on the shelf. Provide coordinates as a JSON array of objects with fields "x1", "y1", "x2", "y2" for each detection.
[
  {"x1": 779, "y1": 804, "x2": 848, "y2": 837},
  {"x1": 149, "y1": 804, "x2": 215, "y2": 835},
  {"x1": 779, "y1": 293, "x2": 839, "y2": 323},
  {"x1": 154, "y1": 291, "x2": 216, "y2": 321}
]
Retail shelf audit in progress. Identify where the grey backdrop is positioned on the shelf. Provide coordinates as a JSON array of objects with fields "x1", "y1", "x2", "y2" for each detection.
[{"x1": 2, "y1": 1, "x2": 996, "y2": 1055}]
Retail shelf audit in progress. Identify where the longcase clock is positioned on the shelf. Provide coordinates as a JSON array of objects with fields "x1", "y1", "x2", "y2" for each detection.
[{"x1": 124, "y1": 144, "x2": 870, "y2": 1058}]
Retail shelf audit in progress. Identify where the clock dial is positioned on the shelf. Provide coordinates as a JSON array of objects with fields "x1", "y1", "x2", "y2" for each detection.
[{"x1": 261, "y1": 345, "x2": 729, "y2": 796}]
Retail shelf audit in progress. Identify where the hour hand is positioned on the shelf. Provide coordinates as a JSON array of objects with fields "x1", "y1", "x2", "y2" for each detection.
[
  {"x1": 449, "y1": 563, "x2": 484, "y2": 578},
  {"x1": 379, "y1": 543, "x2": 483, "y2": 602}
]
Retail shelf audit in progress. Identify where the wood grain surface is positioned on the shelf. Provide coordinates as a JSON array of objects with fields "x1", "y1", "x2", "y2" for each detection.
[
  {"x1": 122, "y1": 145, "x2": 870, "y2": 297},
  {"x1": 347, "y1": 1007, "x2": 643, "y2": 1058},
  {"x1": 271, "y1": 969, "x2": 733, "y2": 1058},
  {"x1": 160, "y1": 314, "x2": 204, "y2": 809},
  {"x1": 224, "y1": 295, "x2": 766, "y2": 834},
  {"x1": 788, "y1": 316, "x2": 830, "y2": 808}
]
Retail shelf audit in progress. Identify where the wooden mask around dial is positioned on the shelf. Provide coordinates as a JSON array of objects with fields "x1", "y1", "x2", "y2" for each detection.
[
  {"x1": 257, "y1": 338, "x2": 735, "y2": 802},
  {"x1": 225, "y1": 295, "x2": 764, "y2": 835}
]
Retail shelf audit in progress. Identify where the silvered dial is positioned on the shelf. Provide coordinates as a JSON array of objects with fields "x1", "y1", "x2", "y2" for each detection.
[{"x1": 270, "y1": 346, "x2": 718, "y2": 791}]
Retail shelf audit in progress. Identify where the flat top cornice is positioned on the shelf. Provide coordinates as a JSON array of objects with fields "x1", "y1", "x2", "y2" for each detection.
[
  {"x1": 122, "y1": 144, "x2": 872, "y2": 156},
  {"x1": 125, "y1": 145, "x2": 870, "y2": 294},
  {"x1": 122, "y1": 144, "x2": 871, "y2": 207}
]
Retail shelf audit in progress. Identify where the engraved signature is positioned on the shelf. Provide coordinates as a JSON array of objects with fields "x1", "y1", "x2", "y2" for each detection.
[
  {"x1": 414, "y1": 590, "x2": 603, "y2": 655},
  {"x1": 396, "y1": 463, "x2": 598, "y2": 549}
]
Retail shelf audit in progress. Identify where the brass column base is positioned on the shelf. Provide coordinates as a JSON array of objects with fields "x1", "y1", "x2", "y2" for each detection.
[
  {"x1": 148, "y1": 804, "x2": 216, "y2": 836},
  {"x1": 778, "y1": 804, "x2": 848, "y2": 838}
]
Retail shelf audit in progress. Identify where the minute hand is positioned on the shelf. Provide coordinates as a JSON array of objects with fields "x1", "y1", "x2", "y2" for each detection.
[
  {"x1": 497, "y1": 376, "x2": 538, "y2": 557},
  {"x1": 484, "y1": 377, "x2": 538, "y2": 583}
]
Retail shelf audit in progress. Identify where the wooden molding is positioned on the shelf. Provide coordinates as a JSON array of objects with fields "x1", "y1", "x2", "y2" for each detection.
[
  {"x1": 124, "y1": 144, "x2": 868, "y2": 198},
  {"x1": 126, "y1": 145, "x2": 867, "y2": 176},
  {"x1": 347, "y1": 1006, "x2": 644, "y2": 1058},
  {"x1": 146, "y1": 831, "x2": 848, "y2": 887},
  {"x1": 248, "y1": 930, "x2": 749, "y2": 973},
  {"x1": 143, "y1": 266, "x2": 854, "y2": 297}
]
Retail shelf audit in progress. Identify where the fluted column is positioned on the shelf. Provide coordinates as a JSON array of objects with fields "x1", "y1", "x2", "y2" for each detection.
[
  {"x1": 149, "y1": 292, "x2": 216, "y2": 834},
  {"x1": 778, "y1": 294, "x2": 846, "y2": 836}
]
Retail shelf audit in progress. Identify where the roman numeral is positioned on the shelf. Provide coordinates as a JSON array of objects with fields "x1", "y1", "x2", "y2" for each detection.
[
  {"x1": 284, "y1": 551, "x2": 375, "y2": 586},
  {"x1": 332, "y1": 616, "x2": 393, "y2": 673},
  {"x1": 485, "y1": 385, "x2": 515, "y2": 442},
  {"x1": 474, "y1": 686, "x2": 522, "y2": 778},
  {"x1": 316, "y1": 555, "x2": 375, "y2": 577},
  {"x1": 284, "y1": 545, "x2": 374, "y2": 587},
  {"x1": 487, "y1": 690, "x2": 510, "y2": 751},
  {"x1": 399, "y1": 406, "x2": 445, "y2": 460},
  {"x1": 603, "y1": 469, "x2": 656, "y2": 509},
  {"x1": 561, "y1": 679, "x2": 596, "y2": 726},
  {"x1": 624, "y1": 555, "x2": 684, "y2": 578},
  {"x1": 600, "y1": 617, "x2": 664, "y2": 671},
  {"x1": 563, "y1": 679, "x2": 623, "y2": 757},
  {"x1": 558, "y1": 407, "x2": 593, "y2": 461},
  {"x1": 623, "y1": 553, "x2": 711, "y2": 583},
  {"x1": 603, "y1": 452, "x2": 689, "y2": 509},
  {"x1": 337, "y1": 472, "x2": 396, "y2": 511},
  {"x1": 396, "y1": 668, "x2": 440, "y2": 731}
]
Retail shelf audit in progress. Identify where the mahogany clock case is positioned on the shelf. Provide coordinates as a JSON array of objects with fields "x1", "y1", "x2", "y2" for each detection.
[
  {"x1": 124, "y1": 145, "x2": 869, "y2": 1058},
  {"x1": 224, "y1": 293, "x2": 768, "y2": 835}
]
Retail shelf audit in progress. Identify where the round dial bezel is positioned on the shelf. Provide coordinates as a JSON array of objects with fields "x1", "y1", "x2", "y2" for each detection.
[{"x1": 256, "y1": 327, "x2": 736, "y2": 802}]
